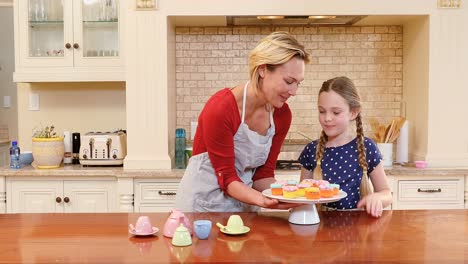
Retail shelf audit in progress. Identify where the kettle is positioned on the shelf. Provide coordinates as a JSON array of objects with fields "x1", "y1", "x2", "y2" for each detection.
[{"x1": 163, "y1": 209, "x2": 193, "y2": 238}]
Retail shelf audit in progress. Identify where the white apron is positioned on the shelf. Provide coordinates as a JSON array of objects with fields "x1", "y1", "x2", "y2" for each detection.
[{"x1": 175, "y1": 82, "x2": 275, "y2": 212}]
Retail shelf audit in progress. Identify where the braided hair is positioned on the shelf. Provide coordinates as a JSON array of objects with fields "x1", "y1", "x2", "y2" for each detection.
[{"x1": 312, "y1": 76, "x2": 373, "y2": 198}]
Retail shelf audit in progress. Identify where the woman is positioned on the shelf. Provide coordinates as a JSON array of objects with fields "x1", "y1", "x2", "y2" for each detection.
[{"x1": 175, "y1": 32, "x2": 310, "y2": 212}]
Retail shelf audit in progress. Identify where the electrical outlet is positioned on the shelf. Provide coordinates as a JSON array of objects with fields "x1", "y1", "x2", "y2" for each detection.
[
  {"x1": 29, "y1": 93, "x2": 40, "y2": 111},
  {"x1": 3, "y1": 96, "x2": 11, "y2": 108}
]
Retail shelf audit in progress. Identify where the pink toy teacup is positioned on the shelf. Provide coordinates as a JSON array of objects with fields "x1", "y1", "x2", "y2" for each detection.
[
  {"x1": 163, "y1": 209, "x2": 193, "y2": 238},
  {"x1": 130, "y1": 216, "x2": 153, "y2": 234}
]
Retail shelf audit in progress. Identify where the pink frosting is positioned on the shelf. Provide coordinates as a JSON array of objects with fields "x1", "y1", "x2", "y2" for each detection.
[{"x1": 283, "y1": 186, "x2": 298, "y2": 192}]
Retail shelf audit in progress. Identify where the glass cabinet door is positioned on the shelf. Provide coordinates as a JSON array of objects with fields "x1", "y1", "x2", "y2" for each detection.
[
  {"x1": 74, "y1": 0, "x2": 121, "y2": 66},
  {"x1": 28, "y1": 0, "x2": 65, "y2": 57}
]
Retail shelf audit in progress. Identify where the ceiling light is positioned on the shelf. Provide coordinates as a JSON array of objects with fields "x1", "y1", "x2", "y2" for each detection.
[
  {"x1": 256, "y1": 16, "x2": 285, "y2": 20},
  {"x1": 308, "y1": 15, "x2": 337, "y2": 19}
]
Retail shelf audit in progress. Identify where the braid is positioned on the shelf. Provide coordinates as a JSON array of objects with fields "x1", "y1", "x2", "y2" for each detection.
[
  {"x1": 313, "y1": 131, "x2": 328, "y2": 180},
  {"x1": 356, "y1": 114, "x2": 373, "y2": 197}
]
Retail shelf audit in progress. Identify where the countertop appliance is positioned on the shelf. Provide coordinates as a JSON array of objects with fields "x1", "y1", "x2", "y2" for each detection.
[{"x1": 79, "y1": 130, "x2": 127, "y2": 166}]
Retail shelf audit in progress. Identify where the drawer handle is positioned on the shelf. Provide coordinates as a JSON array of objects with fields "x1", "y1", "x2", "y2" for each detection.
[
  {"x1": 158, "y1": 191, "x2": 177, "y2": 196},
  {"x1": 417, "y1": 188, "x2": 441, "y2": 193}
]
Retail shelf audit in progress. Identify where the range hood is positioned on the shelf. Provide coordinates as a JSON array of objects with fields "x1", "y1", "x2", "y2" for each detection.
[{"x1": 226, "y1": 15, "x2": 366, "y2": 26}]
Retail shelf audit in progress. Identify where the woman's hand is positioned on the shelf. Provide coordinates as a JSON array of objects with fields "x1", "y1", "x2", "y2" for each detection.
[
  {"x1": 260, "y1": 196, "x2": 304, "y2": 210},
  {"x1": 357, "y1": 193, "x2": 384, "y2": 218}
]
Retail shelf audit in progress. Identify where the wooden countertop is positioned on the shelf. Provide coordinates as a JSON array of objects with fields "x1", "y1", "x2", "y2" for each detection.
[{"x1": 0, "y1": 210, "x2": 466, "y2": 263}]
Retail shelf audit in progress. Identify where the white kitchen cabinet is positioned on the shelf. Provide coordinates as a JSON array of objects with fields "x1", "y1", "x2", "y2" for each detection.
[
  {"x1": 6, "y1": 177, "x2": 117, "y2": 213},
  {"x1": 391, "y1": 175, "x2": 465, "y2": 210},
  {"x1": 134, "y1": 179, "x2": 180, "y2": 213},
  {"x1": 13, "y1": 0, "x2": 125, "y2": 82}
]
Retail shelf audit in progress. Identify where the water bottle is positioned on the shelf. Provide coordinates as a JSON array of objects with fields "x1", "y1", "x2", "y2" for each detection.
[
  {"x1": 175, "y1": 128, "x2": 186, "y2": 169},
  {"x1": 10, "y1": 141, "x2": 21, "y2": 169}
]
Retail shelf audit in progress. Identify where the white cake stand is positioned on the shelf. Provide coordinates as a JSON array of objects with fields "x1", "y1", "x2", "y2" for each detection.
[{"x1": 262, "y1": 189, "x2": 347, "y2": 225}]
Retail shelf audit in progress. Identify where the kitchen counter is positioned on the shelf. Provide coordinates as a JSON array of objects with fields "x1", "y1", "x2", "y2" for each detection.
[
  {"x1": 0, "y1": 164, "x2": 184, "y2": 178},
  {"x1": 1, "y1": 164, "x2": 467, "y2": 178},
  {"x1": 0, "y1": 210, "x2": 466, "y2": 263}
]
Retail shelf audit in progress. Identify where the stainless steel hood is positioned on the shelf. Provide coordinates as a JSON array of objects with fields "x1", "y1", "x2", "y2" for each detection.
[{"x1": 226, "y1": 15, "x2": 366, "y2": 26}]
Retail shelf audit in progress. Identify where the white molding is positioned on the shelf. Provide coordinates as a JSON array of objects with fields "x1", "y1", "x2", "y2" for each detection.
[
  {"x1": 13, "y1": 71, "x2": 126, "y2": 82},
  {"x1": 0, "y1": 0, "x2": 13, "y2": 7}
]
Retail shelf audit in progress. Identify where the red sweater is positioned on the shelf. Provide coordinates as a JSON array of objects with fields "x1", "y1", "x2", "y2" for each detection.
[{"x1": 193, "y1": 88, "x2": 291, "y2": 192}]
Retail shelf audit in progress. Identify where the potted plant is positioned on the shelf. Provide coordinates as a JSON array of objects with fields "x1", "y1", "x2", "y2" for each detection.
[{"x1": 32, "y1": 125, "x2": 65, "y2": 169}]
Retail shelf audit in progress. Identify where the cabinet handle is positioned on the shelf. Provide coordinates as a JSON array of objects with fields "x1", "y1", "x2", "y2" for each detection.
[
  {"x1": 56, "y1": 197, "x2": 62, "y2": 203},
  {"x1": 65, "y1": 43, "x2": 72, "y2": 49},
  {"x1": 73, "y1": 43, "x2": 79, "y2": 49},
  {"x1": 417, "y1": 188, "x2": 441, "y2": 193},
  {"x1": 64, "y1": 197, "x2": 70, "y2": 203},
  {"x1": 158, "y1": 191, "x2": 177, "y2": 196}
]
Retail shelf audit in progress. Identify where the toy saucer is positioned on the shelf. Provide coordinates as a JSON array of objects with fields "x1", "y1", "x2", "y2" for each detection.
[
  {"x1": 129, "y1": 227, "x2": 159, "y2": 236},
  {"x1": 219, "y1": 226, "x2": 250, "y2": 235}
]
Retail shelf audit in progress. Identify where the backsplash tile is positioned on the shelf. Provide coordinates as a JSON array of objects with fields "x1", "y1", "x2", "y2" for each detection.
[{"x1": 176, "y1": 25, "x2": 403, "y2": 142}]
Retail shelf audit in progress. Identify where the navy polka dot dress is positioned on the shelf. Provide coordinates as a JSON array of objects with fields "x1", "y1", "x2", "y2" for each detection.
[{"x1": 298, "y1": 137, "x2": 382, "y2": 210}]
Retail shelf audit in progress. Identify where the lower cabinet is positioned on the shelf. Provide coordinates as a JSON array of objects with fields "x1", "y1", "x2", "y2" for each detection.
[
  {"x1": 6, "y1": 177, "x2": 117, "y2": 213},
  {"x1": 134, "y1": 179, "x2": 180, "y2": 212},
  {"x1": 391, "y1": 175, "x2": 465, "y2": 210}
]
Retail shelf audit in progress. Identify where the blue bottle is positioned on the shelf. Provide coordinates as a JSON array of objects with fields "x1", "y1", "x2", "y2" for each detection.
[
  {"x1": 10, "y1": 141, "x2": 21, "y2": 169},
  {"x1": 175, "y1": 128, "x2": 186, "y2": 169}
]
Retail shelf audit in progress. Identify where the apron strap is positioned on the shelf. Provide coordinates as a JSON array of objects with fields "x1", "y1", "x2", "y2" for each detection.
[{"x1": 241, "y1": 81, "x2": 249, "y2": 123}]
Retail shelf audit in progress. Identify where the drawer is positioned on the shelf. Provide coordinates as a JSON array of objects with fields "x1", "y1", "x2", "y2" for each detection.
[
  {"x1": 396, "y1": 179, "x2": 464, "y2": 209},
  {"x1": 135, "y1": 181, "x2": 179, "y2": 203}
]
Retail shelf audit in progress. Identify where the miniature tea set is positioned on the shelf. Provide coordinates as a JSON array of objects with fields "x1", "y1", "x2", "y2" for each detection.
[{"x1": 128, "y1": 209, "x2": 250, "y2": 248}]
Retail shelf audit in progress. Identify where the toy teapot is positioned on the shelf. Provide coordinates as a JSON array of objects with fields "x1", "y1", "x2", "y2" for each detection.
[{"x1": 163, "y1": 208, "x2": 193, "y2": 238}]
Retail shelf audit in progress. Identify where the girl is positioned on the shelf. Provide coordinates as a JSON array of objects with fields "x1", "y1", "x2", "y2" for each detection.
[
  {"x1": 176, "y1": 32, "x2": 310, "y2": 212},
  {"x1": 298, "y1": 76, "x2": 392, "y2": 217}
]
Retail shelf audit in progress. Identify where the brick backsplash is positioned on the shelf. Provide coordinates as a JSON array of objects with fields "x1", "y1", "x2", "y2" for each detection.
[{"x1": 175, "y1": 26, "x2": 403, "y2": 142}]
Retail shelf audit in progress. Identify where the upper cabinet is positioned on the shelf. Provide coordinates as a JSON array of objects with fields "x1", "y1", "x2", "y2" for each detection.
[{"x1": 13, "y1": 0, "x2": 126, "y2": 82}]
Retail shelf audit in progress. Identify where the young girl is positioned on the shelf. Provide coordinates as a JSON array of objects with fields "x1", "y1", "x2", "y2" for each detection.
[{"x1": 298, "y1": 76, "x2": 392, "y2": 217}]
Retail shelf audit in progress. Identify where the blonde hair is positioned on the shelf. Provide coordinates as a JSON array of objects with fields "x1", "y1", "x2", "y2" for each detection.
[
  {"x1": 313, "y1": 76, "x2": 373, "y2": 198},
  {"x1": 248, "y1": 31, "x2": 310, "y2": 94}
]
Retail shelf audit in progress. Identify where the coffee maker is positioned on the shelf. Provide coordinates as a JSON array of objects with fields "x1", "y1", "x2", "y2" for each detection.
[{"x1": 72, "y1": 132, "x2": 80, "y2": 164}]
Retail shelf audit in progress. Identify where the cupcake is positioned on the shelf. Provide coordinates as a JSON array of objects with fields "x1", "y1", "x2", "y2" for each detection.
[
  {"x1": 317, "y1": 180, "x2": 330, "y2": 186},
  {"x1": 330, "y1": 183, "x2": 340, "y2": 195},
  {"x1": 287, "y1": 179, "x2": 298, "y2": 186},
  {"x1": 305, "y1": 187, "x2": 320, "y2": 200},
  {"x1": 300, "y1": 179, "x2": 315, "y2": 187},
  {"x1": 296, "y1": 183, "x2": 309, "y2": 197},
  {"x1": 319, "y1": 184, "x2": 334, "y2": 198},
  {"x1": 270, "y1": 183, "x2": 283, "y2": 196},
  {"x1": 282, "y1": 186, "x2": 298, "y2": 198}
]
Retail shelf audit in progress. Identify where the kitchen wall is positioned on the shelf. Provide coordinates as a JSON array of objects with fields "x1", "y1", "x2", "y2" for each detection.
[
  {"x1": 16, "y1": 82, "x2": 126, "y2": 150},
  {"x1": 125, "y1": 0, "x2": 467, "y2": 169},
  {"x1": 0, "y1": 6, "x2": 17, "y2": 141},
  {"x1": 175, "y1": 25, "x2": 403, "y2": 141}
]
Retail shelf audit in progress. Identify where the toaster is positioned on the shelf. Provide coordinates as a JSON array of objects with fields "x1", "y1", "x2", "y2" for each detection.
[{"x1": 79, "y1": 131, "x2": 127, "y2": 166}]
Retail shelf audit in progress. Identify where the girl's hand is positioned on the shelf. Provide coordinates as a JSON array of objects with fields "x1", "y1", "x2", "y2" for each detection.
[
  {"x1": 357, "y1": 193, "x2": 384, "y2": 218},
  {"x1": 260, "y1": 196, "x2": 304, "y2": 210}
]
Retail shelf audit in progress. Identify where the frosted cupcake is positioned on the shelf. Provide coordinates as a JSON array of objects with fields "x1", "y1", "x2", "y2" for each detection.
[
  {"x1": 330, "y1": 183, "x2": 340, "y2": 195},
  {"x1": 305, "y1": 187, "x2": 320, "y2": 200},
  {"x1": 296, "y1": 183, "x2": 309, "y2": 197},
  {"x1": 270, "y1": 183, "x2": 283, "y2": 196},
  {"x1": 287, "y1": 179, "x2": 298, "y2": 186},
  {"x1": 319, "y1": 184, "x2": 334, "y2": 198},
  {"x1": 282, "y1": 186, "x2": 298, "y2": 198}
]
